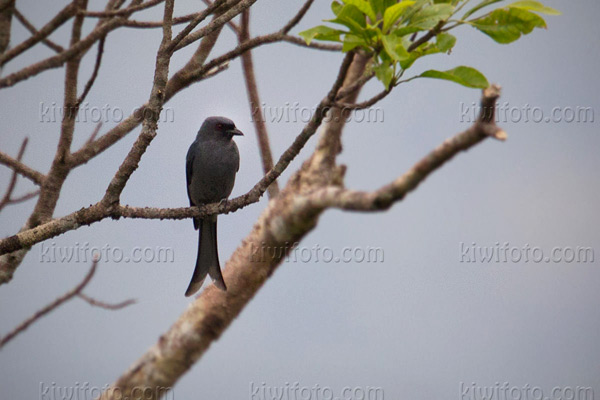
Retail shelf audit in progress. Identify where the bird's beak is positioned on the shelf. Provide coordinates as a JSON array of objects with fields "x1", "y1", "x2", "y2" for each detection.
[{"x1": 230, "y1": 127, "x2": 244, "y2": 136}]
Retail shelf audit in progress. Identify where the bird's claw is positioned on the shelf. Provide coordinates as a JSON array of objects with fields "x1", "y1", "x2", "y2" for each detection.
[{"x1": 218, "y1": 198, "x2": 228, "y2": 212}]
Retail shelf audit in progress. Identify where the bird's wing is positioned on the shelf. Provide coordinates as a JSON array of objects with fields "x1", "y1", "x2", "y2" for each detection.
[{"x1": 186, "y1": 142, "x2": 196, "y2": 206}]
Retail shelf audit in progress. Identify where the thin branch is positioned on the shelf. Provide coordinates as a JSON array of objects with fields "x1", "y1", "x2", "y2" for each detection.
[
  {"x1": 13, "y1": 8, "x2": 64, "y2": 53},
  {"x1": 167, "y1": 0, "x2": 226, "y2": 52},
  {"x1": 310, "y1": 85, "x2": 507, "y2": 212},
  {"x1": 281, "y1": 0, "x2": 314, "y2": 34},
  {"x1": 122, "y1": 12, "x2": 198, "y2": 28},
  {"x1": 0, "y1": 149, "x2": 45, "y2": 186},
  {"x1": 201, "y1": 0, "x2": 240, "y2": 34},
  {"x1": 407, "y1": 20, "x2": 444, "y2": 52},
  {"x1": 77, "y1": 293, "x2": 137, "y2": 309},
  {"x1": 0, "y1": 16, "x2": 124, "y2": 89},
  {"x1": 0, "y1": 257, "x2": 99, "y2": 349},
  {"x1": 0, "y1": 138, "x2": 28, "y2": 212},
  {"x1": 336, "y1": 88, "x2": 391, "y2": 110},
  {"x1": 27, "y1": 0, "x2": 89, "y2": 227},
  {"x1": 172, "y1": 0, "x2": 258, "y2": 52},
  {"x1": 0, "y1": 2, "x2": 76, "y2": 66},
  {"x1": 84, "y1": 122, "x2": 103, "y2": 147},
  {"x1": 4, "y1": 190, "x2": 40, "y2": 204},
  {"x1": 101, "y1": 0, "x2": 175, "y2": 207},
  {"x1": 82, "y1": 0, "x2": 164, "y2": 17},
  {"x1": 281, "y1": 34, "x2": 342, "y2": 51},
  {"x1": 239, "y1": 9, "x2": 279, "y2": 198},
  {"x1": 76, "y1": 36, "x2": 105, "y2": 107}
]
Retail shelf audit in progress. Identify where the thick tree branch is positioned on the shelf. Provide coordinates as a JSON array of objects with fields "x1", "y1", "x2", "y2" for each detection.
[{"x1": 96, "y1": 50, "x2": 354, "y2": 400}]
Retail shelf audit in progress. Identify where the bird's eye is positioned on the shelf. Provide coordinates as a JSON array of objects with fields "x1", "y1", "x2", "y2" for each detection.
[{"x1": 216, "y1": 123, "x2": 223, "y2": 130}]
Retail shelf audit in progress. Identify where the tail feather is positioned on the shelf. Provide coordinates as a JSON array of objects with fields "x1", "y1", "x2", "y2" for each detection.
[{"x1": 185, "y1": 218, "x2": 227, "y2": 296}]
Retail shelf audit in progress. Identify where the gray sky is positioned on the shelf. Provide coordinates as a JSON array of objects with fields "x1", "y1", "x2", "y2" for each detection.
[{"x1": 1, "y1": 1, "x2": 599, "y2": 399}]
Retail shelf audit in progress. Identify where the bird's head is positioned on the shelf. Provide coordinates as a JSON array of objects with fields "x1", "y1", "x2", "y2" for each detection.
[{"x1": 199, "y1": 116, "x2": 244, "y2": 140}]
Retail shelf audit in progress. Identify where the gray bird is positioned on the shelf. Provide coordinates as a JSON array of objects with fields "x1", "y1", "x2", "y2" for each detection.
[{"x1": 185, "y1": 116, "x2": 243, "y2": 296}]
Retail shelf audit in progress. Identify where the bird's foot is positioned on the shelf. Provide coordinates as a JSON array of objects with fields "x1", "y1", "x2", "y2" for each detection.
[{"x1": 218, "y1": 198, "x2": 228, "y2": 212}]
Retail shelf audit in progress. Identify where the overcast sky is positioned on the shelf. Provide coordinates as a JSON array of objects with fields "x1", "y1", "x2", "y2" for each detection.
[{"x1": 1, "y1": 1, "x2": 599, "y2": 399}]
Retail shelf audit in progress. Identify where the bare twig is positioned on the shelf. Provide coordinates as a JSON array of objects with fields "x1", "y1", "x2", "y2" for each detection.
[
  {"x1": 201, "y1": 0, "x2": 240, "y2": 34},
  {"x1": 281, "y1": 34, "x2": 342, "y2": 51},
  {"x1": 101, "y1": 0, "x2": 174, "y2": 207},
  {"x1": 76, "y1": 36, "x2": 105, "y2": 107},
  {"x1": 0, "y1": 149, "x2": 45, "y2": 186},
  {"x1": 0, "y1": 16, "x2": 123, "y2": 89},
  {"x1": 239, "y1": 9, "x2": 279, "y2": 198},
  {"x1": 84, "y1": 122, "x2": 103, "y2": 147},
  {"x1": 167, "y1": 0, "x2": 226, "y2": 52},
  {"x1": 82, "y1": 0, "x2": 164, "y2": 17},
  {"x1": 407, "y1": 20, "x2": 444, "y2": 52},
  {"x1": 77, "y1": 293, "x2": 136, "y2": 309},
  {"x1": 4, "y1": 190, "x2": 40, "y2": 204},
  {"x1": 13, "y1": 8, "x2": 64, "y2": 53},
  {"x1": 0, "y1": 257, "x2": 99, "y2": 349},
  {"x1": 336, "y1": 88, "x2": 391, "y2": 110},
  {"x1": 0, "y1": 138, "x2": 29, "y2": 212},
  {"x1": 0, "y1": 2, "x2": 75, "y2": 66},
  {"x1": 309, "y1": 86, "x2": 507, "y2": 212},
  {"x1": 171, "y1": 0, "x2": 257, "y2": 52},
  {"x1": 123, "y1": 12, "x2": 198, "y2": 28}
]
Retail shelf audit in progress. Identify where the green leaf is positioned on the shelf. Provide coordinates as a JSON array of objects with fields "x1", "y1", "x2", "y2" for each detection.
[
  {"x1": 471, "y1": 8, "x2": 547, "y2": 44},
  {"x1": 331, "y1": 1, "x2": 343, "y2": 16},
  {"x1": 410, "y1": 3, "x2": 454, "y2": 29},
  {"x1": 392, "y1": 25, "x2": 422, "y2": 37},
  {"x1": 369, "y1": 0, "x2": 384, "y2": 15},
  {"x1": 342, "y1": 0, "x2": 377, "y2": 21},
  {"x1": 463, "y1": 0, "x2": 503, "y2": 19},
  {"x1": 374, "y1": 62, "x2": 394, "y2": 89},
  {"x1": 436, "y1": 32, "x2": 456, "y2": 52},
  {"x1": 299, "y1": 25, "x2": 345, "y2": 44},
  {"x1": 326, "y1": 4, "x2": 367, "y2": 33},
  {"x1": 342, "y1": 34, "x2": 366, "y2": 51},
  {"x1": 381, "y1": 34, "x2": 410, "y2": 61},
  {"x1": 383, "y1": 1, "x2": 416, "y2": 32},
  {"x1": 508, "y1": 0, "x2": 561, "y2": 15},
  {"x1": 420, "y1": 66, "x2": 489, "y2": 88}
]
